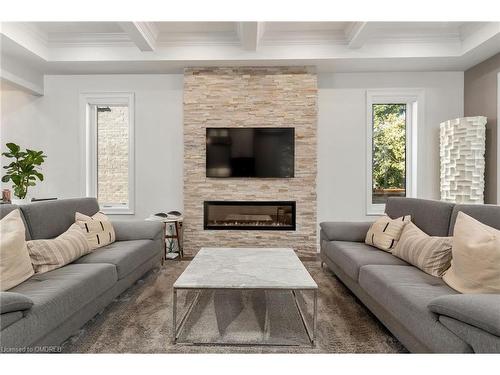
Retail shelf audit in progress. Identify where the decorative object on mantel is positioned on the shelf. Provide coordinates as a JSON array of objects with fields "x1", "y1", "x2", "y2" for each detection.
[
  {"x1": 146, "y1": 211, "x2": 184, "y2": 260},
  {"x1": 1, "y1": 143, "x2": 47, "y2": 205},
  {"x1": 440, "y1": 116, "x2": 487, "y2": 204}
]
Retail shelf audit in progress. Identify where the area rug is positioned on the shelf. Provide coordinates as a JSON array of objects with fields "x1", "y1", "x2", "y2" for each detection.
[{"x1": 62, "y1": 261, "x2": 407, "y2": 353}]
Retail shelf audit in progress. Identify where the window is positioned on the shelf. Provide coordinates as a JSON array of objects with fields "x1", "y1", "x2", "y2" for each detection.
[
  {"x1": 81, "y1": 93, "x2": 135, "y2": 214},
  {"x1": 366, "y1": 90, "x2": 422, "y2": 215}
]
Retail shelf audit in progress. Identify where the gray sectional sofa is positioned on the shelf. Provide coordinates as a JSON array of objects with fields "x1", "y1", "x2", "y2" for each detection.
[
  {"x1": 320, "y1": 197, "x2": 500, "y2": 353},
  {"x1": 0, "y1": 198, "x2": 163, "y2": 352}
]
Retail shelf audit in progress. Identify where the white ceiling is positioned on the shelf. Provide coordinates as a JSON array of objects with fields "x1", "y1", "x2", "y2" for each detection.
[
  {"x1": 1, "y1": 21, "x2": 499, "y2": 87},
  {"x1": 155, "y1": 21, "x2": 236, "y2": 33},
  {"x1": 33, "y1": 22, "x2": 124, "y2": 34}
]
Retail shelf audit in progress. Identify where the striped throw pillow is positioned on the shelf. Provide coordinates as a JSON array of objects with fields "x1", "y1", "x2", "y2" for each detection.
[
  {"x1": 392, "y1": 222, "x2": 453, "y2": 277},
  {"x1": 365, "y1": 215, "x2": 411, "y2": 252},
  {"x1": 75, "y1": 211, "x2": 115, "y2": 250},
  {"x1": 27, "y1": 223, "x2": 90, "y2": 274}
]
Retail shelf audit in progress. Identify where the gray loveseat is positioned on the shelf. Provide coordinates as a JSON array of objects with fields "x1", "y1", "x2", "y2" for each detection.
[
  {"x1": 0, "y1": 197, "x2": 163, "y2": 352},
  {"x1": 320, "y1": 197, "x2": 500, "y2": 353}
]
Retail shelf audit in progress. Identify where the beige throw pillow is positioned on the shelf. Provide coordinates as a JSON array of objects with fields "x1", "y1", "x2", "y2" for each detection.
[
  {"x1": 75, "y1": 211, "x2": 115, "y2": 250},
  {"x1": 365, "y1": 215, "x2": 411, "y2": 252},
  {"x1": 0, "y1": 209, "x2": 34, "y2": 291},
  {"x1": 27, "y1": 224, "x2": 91, "y2": 274},
  {"x1": 392, "y1": 222, "x2": 453, "y2": 277},
  {"x1": 443, "y1": 212, "x2": 500, "y2": 294}
]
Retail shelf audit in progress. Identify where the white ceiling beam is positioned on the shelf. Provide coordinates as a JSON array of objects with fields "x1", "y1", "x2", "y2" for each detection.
[
  {"x1": 119, "y1": 22, "x2": 158, "y2": 52},
  {"x1": 460, "y1": 22, "x2": 500, "y2": 54},
  {"x1": 345, "y1": 22, "x2": 371, "y2": 49},
  {"x1": 0, "y1": 22, "x2": 49, "y2": 60},
  {"x1": 0, "y1": 69, "x2": 44, "y2": 96},
  {"x1": 237, "y1": 22, "x2": 265, "y2": 51}
]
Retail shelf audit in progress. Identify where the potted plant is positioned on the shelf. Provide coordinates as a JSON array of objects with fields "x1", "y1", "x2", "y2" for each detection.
[{"x1": 1, "y1": 143, "x2": 47, "y2": 205}]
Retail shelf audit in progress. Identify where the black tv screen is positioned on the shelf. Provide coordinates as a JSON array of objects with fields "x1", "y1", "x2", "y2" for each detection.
[{"x1": 206, "y1": 128, "x2": 295, "y2": 178}]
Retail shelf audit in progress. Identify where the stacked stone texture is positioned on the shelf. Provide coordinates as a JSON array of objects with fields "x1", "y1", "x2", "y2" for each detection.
[
  {"x1": 183, "y1": 67, "x2": 318, "y2": 256},
  {"x1": 97, "y1": 106, "x2": 129, "y2": 205},
  {"x1": 440, "y1": 116, "x2": 487, "y2": 204}
]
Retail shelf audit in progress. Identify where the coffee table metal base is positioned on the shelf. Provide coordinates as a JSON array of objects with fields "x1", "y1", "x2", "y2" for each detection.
[{"x1": 172, "y1": 287, "x2": 317, "y2": 347}]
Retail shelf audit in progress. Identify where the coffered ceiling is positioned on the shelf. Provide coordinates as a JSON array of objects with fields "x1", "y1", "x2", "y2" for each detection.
[{"x1": 1, "y1": 21, "x2": 500, "y2": 94}]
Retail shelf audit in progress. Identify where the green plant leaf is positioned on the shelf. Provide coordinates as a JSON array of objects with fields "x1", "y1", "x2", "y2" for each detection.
[
  {"x1": 1, "y1": 175, "x2": 11, "y2": 182},
  {"x1": 6, "y1": 143, "x2": 20, "y2": 153},
  {"x1": 34, "y1": 171, "x2": 44, "y2": 181},
  {"x1": 11, "y1": 175, "x2": 22, "y2": 185}
]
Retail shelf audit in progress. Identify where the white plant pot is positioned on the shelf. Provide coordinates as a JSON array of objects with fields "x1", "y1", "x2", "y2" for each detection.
[{"x1": 11, "y1": 198, "x2": 31, "y2": 205}]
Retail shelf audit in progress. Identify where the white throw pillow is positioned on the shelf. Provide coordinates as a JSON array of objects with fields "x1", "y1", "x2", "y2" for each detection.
[
  {"x1": 75, "y1": 211, "x2": 116, "y2": 250},
  {"x1": 0, "y1": 209, "x2": 34, "y2": 291},
  {"x1": 365, "y1": 214, "x2": 411, "y2": 252},
  {"x1": 443, "y1": 212, "x2": 500, "y2": 294}
]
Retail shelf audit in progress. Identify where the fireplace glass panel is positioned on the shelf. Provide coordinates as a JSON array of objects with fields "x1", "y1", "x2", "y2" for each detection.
[{"x1": 204, "y1": 201, "x2": 296, "y2": 230}]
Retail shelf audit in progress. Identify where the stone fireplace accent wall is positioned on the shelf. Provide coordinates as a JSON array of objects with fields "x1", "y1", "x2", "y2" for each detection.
[{"x1": 183, "y1": 67, "x2": 317, "y2": 256}]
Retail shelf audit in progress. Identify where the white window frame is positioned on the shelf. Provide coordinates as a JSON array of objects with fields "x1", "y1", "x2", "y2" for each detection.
[
  {"x1": 366, "y1": 89, "x2": 424, "y2": 216},
  {"x1": 80, "y1": 92, "x2": 135, "y2": 215}
]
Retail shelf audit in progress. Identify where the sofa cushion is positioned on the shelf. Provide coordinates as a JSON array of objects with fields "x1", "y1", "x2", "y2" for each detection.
[
  {"x1": 359, "y1": 265, "x2": 470, "y2": 353},
  {"x1": 5, "y1": 263, "x2": 116, "y2": 346},
  {"x1": 1, "y1": 311, "x2": 24, "y2": 330},
  {"x1": 448, "y1": 203, "x2": 500, "y2": 235},
  {"x1": 385, "y1": 197, "x2": 454, "y2": 237},
  {"x1": 0, "y1": 292, "x2": 34, "y2": 313},
  {"x1": 322, "y1": 241, "x2": 409, "y2": 281},
  {"x1": 75, "y1": 239, "x2": 158, "y2": 279},
  {"x1": 20, "y1": 197, "x2": 99, "y2": 240},
  {"x1": 428, "y1": 294, "x2": 500, "y2": 337},
  {"x1": 439, "y1": 316, "x2": 500, "y2": 353}
]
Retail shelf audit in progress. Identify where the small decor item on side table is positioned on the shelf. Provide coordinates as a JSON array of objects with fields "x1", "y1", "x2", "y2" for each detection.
[
  {"x1": 146, "y1": 211, "x2": 183, "y2": 260},
  {"x1": 1, "y1": 143, "x2": 47, "y2": 205},
  {"x1": 1, "y1": 189, "x2": 12, "y2": 204}
]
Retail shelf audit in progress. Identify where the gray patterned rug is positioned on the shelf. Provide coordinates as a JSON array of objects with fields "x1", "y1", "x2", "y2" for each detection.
[{"x1": 62, "y1": 260, "x2": 407, "y2": 353}]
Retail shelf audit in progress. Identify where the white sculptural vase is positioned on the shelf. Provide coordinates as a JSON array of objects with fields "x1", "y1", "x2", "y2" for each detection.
[{"x1": 440, "y1": 116, "x2": 487, "y2": 204}]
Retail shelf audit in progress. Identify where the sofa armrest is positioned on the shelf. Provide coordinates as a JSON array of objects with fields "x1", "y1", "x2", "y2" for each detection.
[
  {"x1": 319, "y1": 221, "x2": 373, "y2": 242},
  {"x1": 112, "y1": 221, "x2": 164, "y2": 241},
  {"x1": 428, "y1": 294, "x2": 500, "y2": 337},
  {"x1": 0, "y1": 292, "x2": 34, "y2": 314}
]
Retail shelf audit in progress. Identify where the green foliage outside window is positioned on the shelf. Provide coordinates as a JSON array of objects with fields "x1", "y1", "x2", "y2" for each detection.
[{"x1": 372, "y1": 104, "x2": 406, "y2": 190}]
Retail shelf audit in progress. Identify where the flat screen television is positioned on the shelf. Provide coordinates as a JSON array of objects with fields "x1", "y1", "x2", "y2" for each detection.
[{"x1": 206, "y1": 128, "x2": 295, "y2": 178}]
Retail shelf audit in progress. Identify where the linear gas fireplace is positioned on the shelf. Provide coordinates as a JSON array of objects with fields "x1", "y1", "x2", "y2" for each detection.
[{"x1": 204, "y1": 201, "x2": 296, "y2": 231}]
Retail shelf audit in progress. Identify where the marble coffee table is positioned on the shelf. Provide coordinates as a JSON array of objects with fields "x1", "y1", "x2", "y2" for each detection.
[{"x1": 172, "y1": 247, "x2": 318, "y2": 346}]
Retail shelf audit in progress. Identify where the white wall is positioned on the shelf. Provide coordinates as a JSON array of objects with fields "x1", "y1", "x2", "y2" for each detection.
[
  {"x1": 317, "y1": 72, "x2": 464, "y2": 222},
  {"x1": 2, "y1": 71, "x2": 465, "y2": 226},
  {"x1": 1, "y1": 74, "x2": 184, "y2": 220}
]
